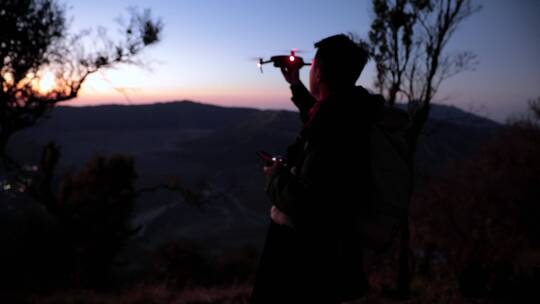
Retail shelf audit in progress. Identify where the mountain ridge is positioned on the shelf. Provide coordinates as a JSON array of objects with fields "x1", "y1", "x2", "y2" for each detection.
[
  {"x1": 6, "y1": 99, "x2": 501, "y2": 250},
  {"x1": 48, "y1": 99, "x2": 497, "y2": 127}
]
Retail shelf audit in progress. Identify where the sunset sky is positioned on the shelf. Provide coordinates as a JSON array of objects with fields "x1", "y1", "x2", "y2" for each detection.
[{"x1": 65, "y1": 0, "x2": 540, "y2": 122}]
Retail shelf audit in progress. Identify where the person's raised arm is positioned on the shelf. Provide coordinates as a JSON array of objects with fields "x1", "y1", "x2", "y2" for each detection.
[{"x1": 280, "y1": 66, "x2": 316, "y2": 123}]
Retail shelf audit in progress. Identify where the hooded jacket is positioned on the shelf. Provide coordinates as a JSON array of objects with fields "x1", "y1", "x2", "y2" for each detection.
[
  {"x1": 268, "y1": 83, "x2": 384, "y2": 232},
  {"x1": 259, "y1": 82, "x2": 385, "y2": 302}
]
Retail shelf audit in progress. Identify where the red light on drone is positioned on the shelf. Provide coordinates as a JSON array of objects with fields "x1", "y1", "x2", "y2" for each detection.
[{"x1": 289, "y1": 55, "x2": 295, "y2": 62}]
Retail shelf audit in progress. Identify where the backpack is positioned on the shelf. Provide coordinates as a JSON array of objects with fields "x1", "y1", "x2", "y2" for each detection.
[{"x1": 356, "y1": 104, "x2": 412, "y2": 252}]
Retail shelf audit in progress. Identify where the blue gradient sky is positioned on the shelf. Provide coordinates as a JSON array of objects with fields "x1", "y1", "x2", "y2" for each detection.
[{"x1": 65, "y1": 0, "x2": 540, "y2": 122}]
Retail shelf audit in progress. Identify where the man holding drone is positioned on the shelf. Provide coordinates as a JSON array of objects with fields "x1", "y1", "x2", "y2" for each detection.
[{"x1": 251, "y1": 34, "x2": 395, "y2": 303}]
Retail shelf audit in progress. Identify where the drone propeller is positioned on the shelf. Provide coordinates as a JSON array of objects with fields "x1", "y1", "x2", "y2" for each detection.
[
  {"x1": 247, "y1": 57, "x2": 267, "y2": 72},
  {"x1": 257, "y1": 58, "x2": 263, "y2": 72},
  {"x1": 279, "y1": 48, "x2": 307, "y2": 54}
]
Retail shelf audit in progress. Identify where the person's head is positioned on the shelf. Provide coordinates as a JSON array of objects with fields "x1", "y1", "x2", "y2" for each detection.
[{"x1": 309, "y1": 34, "x2": 369, "y2": 100}]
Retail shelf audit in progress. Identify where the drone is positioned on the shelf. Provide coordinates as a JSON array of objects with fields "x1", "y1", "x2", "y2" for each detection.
[{"x1": 256, "y1": 49, "x2": 311, "y2": 73}]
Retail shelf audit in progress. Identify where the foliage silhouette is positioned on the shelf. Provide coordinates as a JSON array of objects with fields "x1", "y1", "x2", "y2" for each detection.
[
  {"x1": 0, "y1": 150, "x2": 140, "y2": 297},
  {"x1": 0, "y1": 1, "x2": 161, "y2": 291},
  {"x1": 370, "y1": 0, "x2": 481, "y2": 107},
  {"x1": 0, "y1": 0, "x2": 162, "y2": 170},
  {"x1": 57, "y1": 153, "x2": 138, "y2": 289},
  {"x1": 410, "y1": 100, "x2": 540, "y2": 301}
]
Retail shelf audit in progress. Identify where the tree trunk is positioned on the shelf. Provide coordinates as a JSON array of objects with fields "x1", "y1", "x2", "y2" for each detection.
[{"x1": 394, "y1": 101, "x2": 431, "y2": 298}]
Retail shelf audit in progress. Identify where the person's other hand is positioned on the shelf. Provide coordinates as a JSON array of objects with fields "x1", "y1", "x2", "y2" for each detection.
[{"x1": 280, "y1": 66, "x2": 300, "y2": 86}]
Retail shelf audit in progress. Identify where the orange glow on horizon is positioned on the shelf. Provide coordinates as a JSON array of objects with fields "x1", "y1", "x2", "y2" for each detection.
[
  {"x1": 68, "y1": 66, "x2": 299, "y2": 110},
  {"x1": 68, "y1": 86, "x2": 295, "y2": 110}
]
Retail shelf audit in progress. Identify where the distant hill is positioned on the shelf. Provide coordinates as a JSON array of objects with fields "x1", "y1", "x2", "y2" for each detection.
[
  {"x1": 35, "y1": 101, "x2": 257, "y2": 131},
  {"x1": 7, "y1": 100, "x2": 500, "y2": 250}
]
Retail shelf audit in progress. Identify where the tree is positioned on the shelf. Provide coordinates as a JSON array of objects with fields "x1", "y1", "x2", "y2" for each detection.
[
  {"x1": 0, "y1": 142, "x2": 141, "y2": 290},
  {"x1": 527, "y1": 96, "x2": 540, "y2": 123},
  {"x1": 370, "y1": 0, "x2": 480, "y2": 134},
  {"x1": 57, "y1": 153, "x2": 139, "y2": 288},
  {"x1": 370, "y1": 0, "x2": 420, "y2": 106},
  {"x1": 369, "y1": 0, "x2": 481, "y2": 297},
  {"x1": 0, "y1": 0, "x2": 162, "y2": 169}
]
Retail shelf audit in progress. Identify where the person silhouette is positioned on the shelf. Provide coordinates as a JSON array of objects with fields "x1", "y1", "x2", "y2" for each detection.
[{"x1": 251, "y1": 34, "x2": 381, "y2": 303}]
